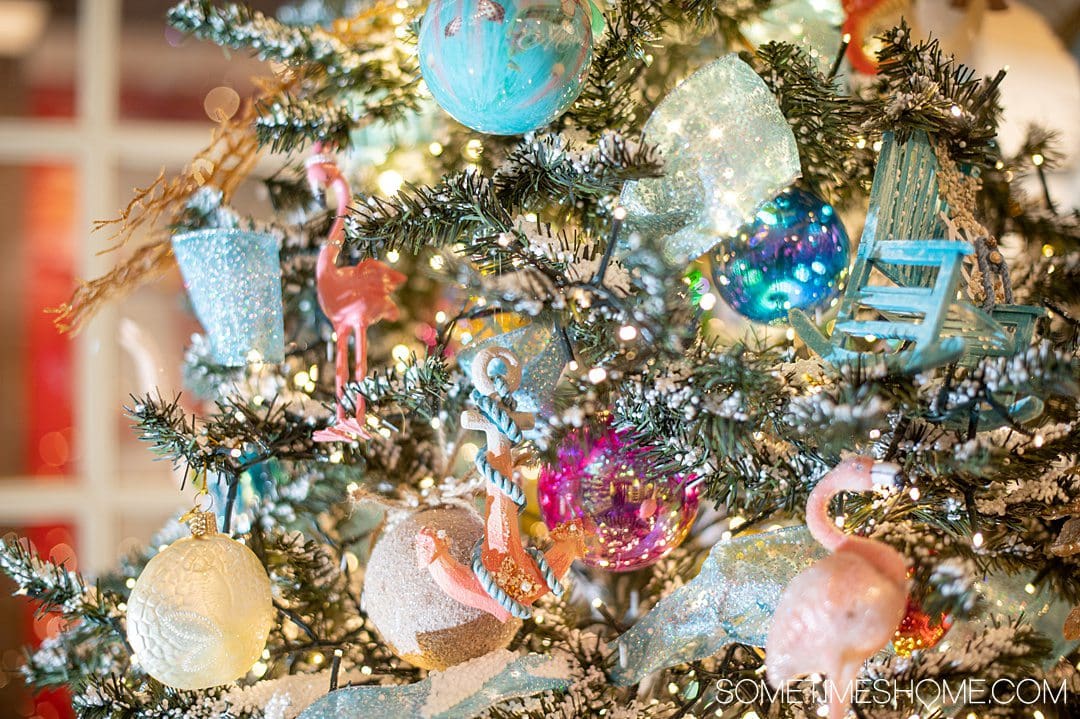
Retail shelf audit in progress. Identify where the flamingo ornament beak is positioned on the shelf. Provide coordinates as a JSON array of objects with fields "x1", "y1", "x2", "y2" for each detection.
[
  {"x1": 870, "y1": 462, "x2": 901, "y2": 490},
  {"x1": 303, "y1": 152, "x2": 338, "y2": 198}
]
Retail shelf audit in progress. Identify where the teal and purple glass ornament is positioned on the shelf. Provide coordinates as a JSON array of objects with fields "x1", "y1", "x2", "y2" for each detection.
[
  {"x1": 538, "y1": 422, "x2": 699, "y2": 572},
  {"x1": 417, "y1": 0, "x2": 593, "y2": 135},
  {"x1": 171, "y1": 229, "x2": 284, "y2": 366},
  {"x1": 711, "y1": 188, "x2": 849, "y2": 324}
]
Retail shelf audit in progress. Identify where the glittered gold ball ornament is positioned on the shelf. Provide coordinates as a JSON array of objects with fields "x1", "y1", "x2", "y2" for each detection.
[
  {"x1": 362, "y1": 505, "x2": 520, "y2": 670},
  {"x1": 125, "y1": 511, "x2": 274, "y2": 689}
]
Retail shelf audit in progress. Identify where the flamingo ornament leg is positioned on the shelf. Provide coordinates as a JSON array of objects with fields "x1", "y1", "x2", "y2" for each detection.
[
  {"x1": 345, "y1": 319, "x2": 370, "y2": 432},
  {"x1": 331, "y1": 323, "x2": 353, "y2": 426},
  {"x1": 306, "y1": 147, "x2": 405, "y2": 443},
  {"x1": 322, "y1": 319, "x2": 373, "y2": 440},
  {"x1": 766, "y1": 457, "x2": 909, "y2": 719}
]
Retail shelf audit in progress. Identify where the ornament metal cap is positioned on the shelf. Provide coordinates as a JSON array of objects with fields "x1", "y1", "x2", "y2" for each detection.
[
  {"x1": 183, "y1": 510, "x2": 218, "y2": 538},
  {"x1": 179, "y1": 493, "x2": 218, "y2": 538}
]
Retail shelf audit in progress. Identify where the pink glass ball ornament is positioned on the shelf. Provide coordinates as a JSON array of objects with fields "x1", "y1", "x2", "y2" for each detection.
[{"x1": 537, "y1": 423, "x2": 700, "y2": 571}]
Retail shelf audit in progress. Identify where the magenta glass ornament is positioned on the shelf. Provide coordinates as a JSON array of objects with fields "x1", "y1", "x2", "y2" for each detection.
[{"x1": 538, "y1": 423, "x2": 699, "y2": 571}]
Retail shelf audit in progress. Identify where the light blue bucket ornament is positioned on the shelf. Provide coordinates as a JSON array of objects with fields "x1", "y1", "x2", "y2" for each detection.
[{"x1": 171, "y1": 229, "x2": 285, "y2": 366}]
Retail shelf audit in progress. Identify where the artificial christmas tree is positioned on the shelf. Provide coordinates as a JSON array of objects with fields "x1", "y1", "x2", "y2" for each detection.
[{"x1": 3, "y1": 0, "x2": 1080, "y2": 717}]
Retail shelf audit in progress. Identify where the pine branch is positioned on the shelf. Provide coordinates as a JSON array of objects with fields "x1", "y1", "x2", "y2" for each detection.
[
  {"x1": 169, "y1": 1, "x2": 421, "y2": 152},
  {"x1": 168, "y1": 0, "x2": 380, "y2": 83},
  {"x1": 0, "y1": 538, "x2": 129, "y2": 657},
  {"x1": 71, "y1": 673, "x2": 210, "y2": 719},
  {"x1": 874, "y1": 620, "x2": 1054, "y2": 686},
  {"x1": 0, "y1": 538, "x2": 92, "y2": 617},
  {"x1": 125, "y1": 392, "x2": 208, "y2": 474},
  {"x1": 264, "y1": 530, "x2": 358, "y2": 647},
  {"x1": 343, "y1": 171, "x2": 512, "y2": 256},
  {"x1": 255, "y1": 84, "x2": 422, "y2": 153},
  {"x1": 494, "y1": 133, "x2": 662, "y2": 216},
  {"x1": 867, "y1": 20, "x2": 1004, "y2": 167},
  {"x1": 666, "y1": 0, "x2": 773, "y2": 37},
  {"x1": 564, "y1": 0, "x2": 776, "y2": 135},
  {"x1": 126, "y1": 392, "x2": 329, "y2": 480},
  {"x1": 564, "y1": 0, "x2": 668, "y2": 134},
  {"x1": 344, "y1": 351, "x2": 453, "y2": 424},
  {"x1": 610, "y1": 343, "x2": 819, "y2": 517},
  {"x1": 754, "y1": 41, "x2": 872, "y2": 207},
  {"x1": 255, "y1": 96, "x2": 357, "y2": 154},
  {"x1": 1015, "y1": 126, "x2": 1066, "y2": 171},
  {"x1": 263, "y1": 173, "x2": 315, "y2": 215}
]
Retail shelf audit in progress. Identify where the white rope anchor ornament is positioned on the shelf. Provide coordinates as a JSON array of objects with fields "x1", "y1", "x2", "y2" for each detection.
[{"x1": 416, "y1": 347, "x2": 586, "y2": 621}]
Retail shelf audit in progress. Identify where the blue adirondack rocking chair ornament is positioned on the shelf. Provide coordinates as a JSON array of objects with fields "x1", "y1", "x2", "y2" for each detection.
[{"x1": 790, "y1": 131, "x2": 1044, "y2": 428}]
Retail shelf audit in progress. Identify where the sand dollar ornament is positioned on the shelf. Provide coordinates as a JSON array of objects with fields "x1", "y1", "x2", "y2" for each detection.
[
  {"x1": 125, "y1": 502, "x2": 274, "y2": 689},
  {"x1": 417, "y1": 0, "x2": 593, "y2": 135},
  {"x1": 362, "y1": 505, "x2": 521, "y2": 669}
]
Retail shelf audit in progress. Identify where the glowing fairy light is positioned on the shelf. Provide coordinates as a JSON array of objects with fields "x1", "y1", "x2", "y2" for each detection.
[{"x1": 377, "y1": 170, "x2": 404, "y2": 196}]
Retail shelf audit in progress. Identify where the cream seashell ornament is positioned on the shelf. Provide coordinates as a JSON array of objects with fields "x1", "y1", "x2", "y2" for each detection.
[{"x1": 125, "y1": 510, "x2": 274, "y2": 689}]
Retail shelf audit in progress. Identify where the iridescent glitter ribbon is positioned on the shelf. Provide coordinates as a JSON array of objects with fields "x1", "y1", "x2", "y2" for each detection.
[
  {"x1": 297, "y1": 650, "x2": 571, "y2": 719},
  {"x1": 456, "y1": 320, "x2": 570, "y2": 418},
  {"x1": 610, "y1": 527, "x2": 1080, "y2": 685},
  {"x1": 617, "y1": 54, "x2": 801, "y2": 264},
  {"x1": 610, "y1": 526, "x2": 825, "y2": 686}
]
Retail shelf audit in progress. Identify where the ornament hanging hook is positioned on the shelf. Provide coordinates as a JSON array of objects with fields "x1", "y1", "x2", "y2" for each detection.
[
  {"x1": 179, "y1": 470, "x2": 217, "y2": 537},
  {"x1": 470, "y1": 347, "x2": 523, "y2": 397}
]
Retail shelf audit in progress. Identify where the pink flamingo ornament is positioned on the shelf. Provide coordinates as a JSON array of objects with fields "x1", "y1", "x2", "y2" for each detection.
[
  {"x1": 766, "y1": 457, "x2": 909, "y2": 719},
  {"x1": 306, "y1": 147, "x2": 406, "y2": 443}
]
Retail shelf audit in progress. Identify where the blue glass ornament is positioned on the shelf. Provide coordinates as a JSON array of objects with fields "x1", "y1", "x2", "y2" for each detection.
[
  {"x1": 711, "y1": 188, "x2": 849, "y2": 324},
  {"x1": 297, "y1": 651, "x2": 571, "y2": 719},
  {"x1": 172, "y1": 229, "x2": 285, "y2": 366},
  {"x1": 417, "y1": 0, "x2": 593, "y2": 135}
]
